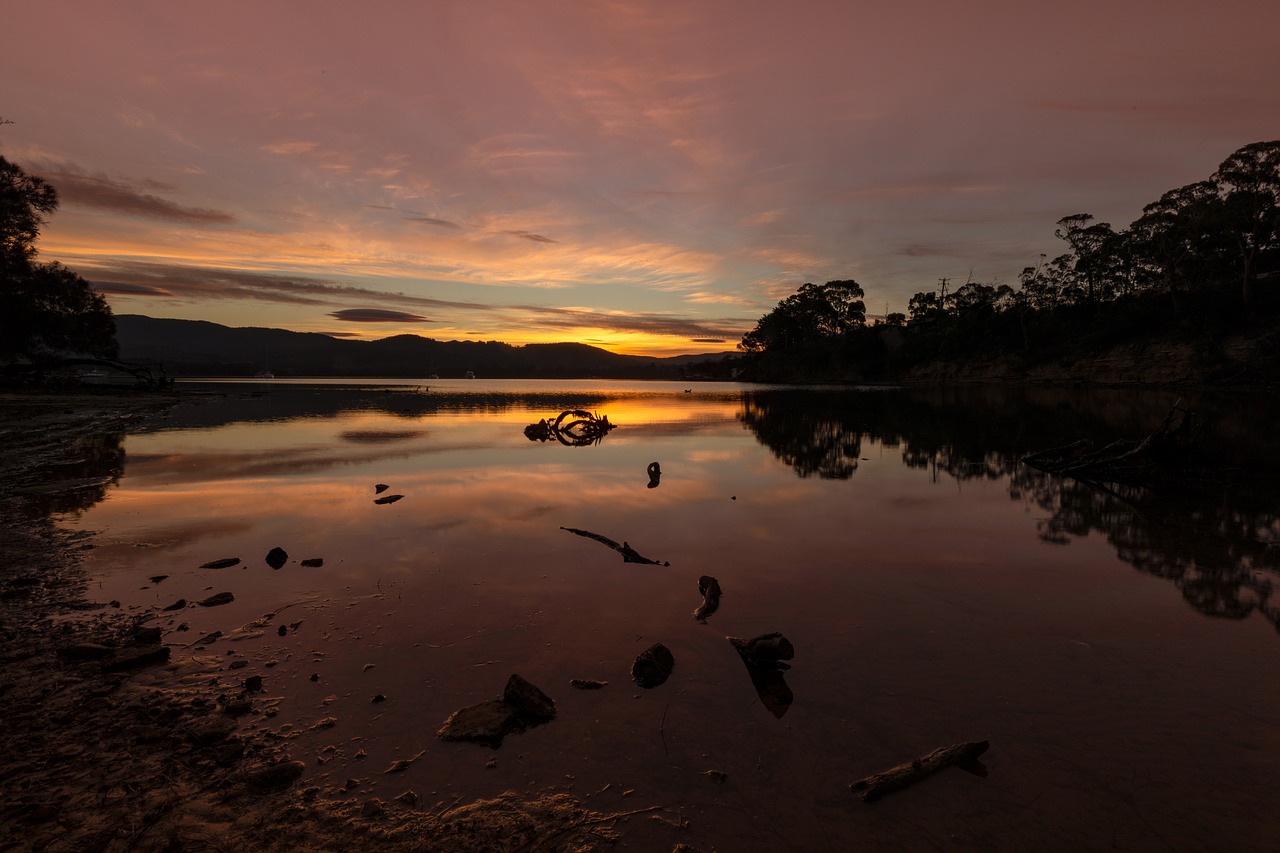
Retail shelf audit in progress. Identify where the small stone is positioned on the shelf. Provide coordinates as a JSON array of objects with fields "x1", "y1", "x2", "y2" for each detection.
[
  {"x1": 300, "y1": 558, "x2": 323, "y2": 568},
  {"x1": 200, "y1": 557, "x2": 241, "y2": 569},
  {"x1": 373, "y1": 494, "x2": 403, "y2": 505},
  {"x1": 265, "y1": 547, "x2": 288, "y2": 569},
  {"x1": 133, "y1": 625, "x2": 163, "y2": 644},
  {"x1": 162, "y1": 598, "x2": 187, "y2": 611},
  {"x1": 375, "y1": 483, "x2": 389, "y2": 494},
  {"x1": 228, "y1": 659, "x2": 248, "y2": 669},
  {"x1": 570, "y1": 678, "x2": 608, "y2": 690},
  {"x1": 631, "y1": 643, "x2": 675, "y2": 688},
  {"x1": 310, "y1": 673, "x2": 319, "y2": 682},
  {"x1": 278, "y1": 624, "x2": 288, "y2": 636},
  {"x1": 197, "y1": 592, "x2": 234, "y2": 607},
  {"x1": 396, "y1": 790, "x2": 419, "y2": 806},
  {"x1": 372, "y1": 694, "x2": 387, "y2": 703},
  {"x1": 704, "y1": 769, "x2": 727, "y2": 783},
  {"x1": 503, "y1": 674, "x2": 556, "y2": 722},
  {"x1": 360, "y1": 798, "x2": 385, "y2": 818},
  {"x1": 149, "y1": 575, "x2": 169, "y2": 584},
  {"x1": 104, "y1": 645, "x2": 171, "y2": 672},
  {"x1": 485, "y1": 759, "x2": 497, "y2": 768},
  {"x1": 244, "y1": 675, "x2": 263, "y2": 692}
]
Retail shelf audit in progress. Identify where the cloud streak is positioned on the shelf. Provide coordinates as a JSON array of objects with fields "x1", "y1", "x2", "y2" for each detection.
[{"x1": 26, "y1": 160, "x2": 235, "y2": 224}]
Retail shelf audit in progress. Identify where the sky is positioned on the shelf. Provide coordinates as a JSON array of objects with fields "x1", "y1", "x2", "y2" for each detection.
[{"x1": 2, "y1": 1, "x2": 1278, "y2": 356}]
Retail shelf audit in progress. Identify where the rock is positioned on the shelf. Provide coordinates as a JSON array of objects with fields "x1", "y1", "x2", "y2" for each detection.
[
  {"x1": 728, "y1": 632, "x2": 794, "y2": 668},
  {"x1": 244, "y1": 675, "x2": 263, "y2": 692},
  {"x1": 503, "y1": 674, "x2": 556, "y2": 722},
  {"x1": 103, "y1": 645, "x2": 171, "y2": 672},
  {"x1": 438, "y1": 674, "x2": 557, "y2": 748},
  {"x1": 373, "y1": 494, "x2": 403, "y2": 505},
  {"x1": 196, "y1": 630, "x2": 223, "y2": 645},
  {"x1": 375, "y1": 483, "x2": 389, "y2": 494},
  {"x1": 57, "y1": 642, "x2": 115, "y2": 661},
  {"x1": 693, "y1": 575, "x2": 722, "y2": 621},
  {"x1": 278, "y1": 624, "x2": 288, "y2": 636},
  {"x1": 703, "y1": 770, "x2": 727, "y2": 783},
  {"x1": 631, "y1": 643, "x2": 675, "y2": 688},
  {"x1": 132, "y1": 625, "x2": 163, "y2": 644},
  {"x1": 162, "y1": 598, "x2": 187, "y2": 611},
  {"x1": 149, "y1": 575, "x2": 169, "y2": 584},
  {"x1": 372, "y1": 693, "x2": 387, "y2": 703},
  {"x1": 437, "y1": 699, "x2": 521, "y2": 748},
  {"x1": 228, "y1": 659, "x2": 248, "y2": 669},
  {"x1": 300, "y1": 558, "x2": 323, "y2": 568},
  {"x1": 198, "y1": 592, "x2": 235, "y2": 607},
  {"x1": 309, "y1": 672, "x2": 319, "y2": 682},
  {"x1": 360, "y1": 798, "x2": 385, "y2": 818},
  {"x1": 223, "y1": 698, "x2": 253, "y2": 716},
  {"x1": 200, "y1": 557, "x2": 241, "y2": 569},
  {"x1": 242, "y1": 760, "x2": 305, "y2": 790},
  {"x1": 396, "y1": 790, "x2": 419, "y2": 806},
  {"x1": 265, "y1": 547, "x2": 288, "y2": 569},
  {"x1": 569, "y1": 678, "x2": 608, "y2": 690}
]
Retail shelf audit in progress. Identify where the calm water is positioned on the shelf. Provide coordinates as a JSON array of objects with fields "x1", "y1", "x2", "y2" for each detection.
[{"x1": 60, "y1": 380, "x2": 1280, "y2": 851}]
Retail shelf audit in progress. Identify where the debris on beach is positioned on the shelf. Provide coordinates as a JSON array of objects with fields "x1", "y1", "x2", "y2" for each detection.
[
  {"x1": 560, "y1": 526, "x2": 670, "y2": 565},
  {"x1": 200, "y1": 557, "x2": 241, "y2": 569},
  {"x1": 693, "y1": 575, "x2": 721, "y2": 622},
  {"x1": 524, "y1": 409, "x2": 617, "y2": 446},
  {"x1": 849, "y1": 740, "x2": 990, "y2": 801},
  {"x1": 631, "y1": 643, "x2": 675, "y2": 688},
  {"x1": 437, "y1": 674, "x2": 557, "y2": 748}
]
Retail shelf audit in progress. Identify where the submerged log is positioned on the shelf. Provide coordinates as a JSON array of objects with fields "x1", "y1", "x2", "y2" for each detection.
[
  {"x1": 1023, "y1": 400, "x2": 1206, "y2": 488},
  {"x1": 525, "y1": 409, "x2": 617, "y2": 446},
  {"x1": 850, "y1": 740, "x2": 990, "y2": 801}
]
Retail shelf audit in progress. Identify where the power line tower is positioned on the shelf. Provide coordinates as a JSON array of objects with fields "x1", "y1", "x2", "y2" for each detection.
[{"x1": 937, "y1": 277, "x2": 950, "y2": 307}]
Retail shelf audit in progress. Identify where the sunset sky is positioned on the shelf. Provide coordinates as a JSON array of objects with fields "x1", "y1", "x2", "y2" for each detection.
[{"x1": 3, "y1": 1, "x2": 1278, "y2": 356}]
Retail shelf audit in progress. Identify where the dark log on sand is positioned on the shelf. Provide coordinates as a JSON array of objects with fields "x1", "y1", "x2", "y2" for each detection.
[{"x1": 850, "y1": 740, "x2": 989, "y2": 801}]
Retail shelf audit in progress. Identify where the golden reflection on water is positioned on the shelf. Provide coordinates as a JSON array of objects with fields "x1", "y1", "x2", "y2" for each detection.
[{"x1": 63, "y1": 383, "x2": 1280, "y2": 851}]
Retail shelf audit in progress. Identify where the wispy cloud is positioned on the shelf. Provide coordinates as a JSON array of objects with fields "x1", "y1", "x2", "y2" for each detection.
[
  {"x1": 27, "y1": 160, "x2": 235, "y2": 224},
  {"x1": 262, "y1": 140, "x2": 320, "y2": 155},
  {"x1": 502, "y1": 230, "x2": 558, "y2": 244}
]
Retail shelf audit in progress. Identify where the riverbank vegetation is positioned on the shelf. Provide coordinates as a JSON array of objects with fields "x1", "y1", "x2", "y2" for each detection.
[{"x1": 736, "y1": 140, "x2": 1280, "y2": 385}]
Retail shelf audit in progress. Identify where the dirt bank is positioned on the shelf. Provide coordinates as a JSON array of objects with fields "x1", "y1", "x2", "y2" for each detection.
[{"x1": 0, "y1": 390, "x2": 674, "y2": 852}]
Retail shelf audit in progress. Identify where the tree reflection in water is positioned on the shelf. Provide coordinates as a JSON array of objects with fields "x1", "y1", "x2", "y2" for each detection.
[{"x1": 740, "y1": 388, "x2": 1280, "y2": 631}]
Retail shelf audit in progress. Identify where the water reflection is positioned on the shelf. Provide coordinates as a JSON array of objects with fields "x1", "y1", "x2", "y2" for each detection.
[{"x1": 739, "y1": 387, "x2": 1280, "y2": 632}]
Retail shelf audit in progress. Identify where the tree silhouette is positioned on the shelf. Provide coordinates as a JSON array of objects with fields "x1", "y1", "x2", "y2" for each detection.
[{"x1": 1, "y1": 154, "x2": 117, "y2": 362}]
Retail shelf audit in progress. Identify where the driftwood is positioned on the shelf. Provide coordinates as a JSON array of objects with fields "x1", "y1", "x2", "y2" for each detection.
[
  {"x1": 647, "y1": 461, "x2": 662, "y2": 489},
  {"x1": 525, "y1": 410, "x2": 617, "y2": 446},
  {"x1": 693, "y1": 575, "x2": 721, "y2": 621},
  {"x1": 560, "y1": 526, "x2": 669, "y2": 566},
  {"x1": 850, "y1": 740, "x2": 989, "y2": 801},
  {"x1": 1023, "y1": 400, "x2": 1205, "y2": 488}
]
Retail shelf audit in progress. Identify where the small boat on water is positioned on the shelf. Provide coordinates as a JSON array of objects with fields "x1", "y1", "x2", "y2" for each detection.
[
  {"x1": 464, "y1": 370, "x2": 475, "y2": 379},
  {"x1": 254, "y1": 370, "x2": 275, "y2": 379}
]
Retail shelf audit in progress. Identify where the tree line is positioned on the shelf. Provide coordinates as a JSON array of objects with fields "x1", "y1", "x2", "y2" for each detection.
[
  {"x1": 738, "y1": 140, "x2": 1280, "y2": 380},
  {"x1": 1, "y1": 137, "x2": 117, "y2": 366}
]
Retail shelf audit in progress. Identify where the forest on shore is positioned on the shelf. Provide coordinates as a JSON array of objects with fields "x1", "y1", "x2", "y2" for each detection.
[{"x1": 728, "y1": 141, "x2": 1280, "y2": 385}]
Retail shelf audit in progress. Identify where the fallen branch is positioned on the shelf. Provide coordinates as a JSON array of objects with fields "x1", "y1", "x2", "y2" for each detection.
[
  {"x1": 850, "y1": 740, "x2": 989, "y2": 801},
  {"x1": 525, "y1": 410, "x2": 617, "y2": 446},
  {"x1": 560, "y1": 526, "x2": 669, "y2": 565}
]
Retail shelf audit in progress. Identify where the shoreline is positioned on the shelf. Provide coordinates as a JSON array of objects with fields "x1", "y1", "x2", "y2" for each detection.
[{"x1": 0, "y1": 390, "x2": 650, "y2": 852}]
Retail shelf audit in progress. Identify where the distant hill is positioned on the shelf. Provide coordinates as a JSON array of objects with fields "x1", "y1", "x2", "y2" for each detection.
[{"x1": 114, "y1": 315, "x2": 736, "y2": 379}]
